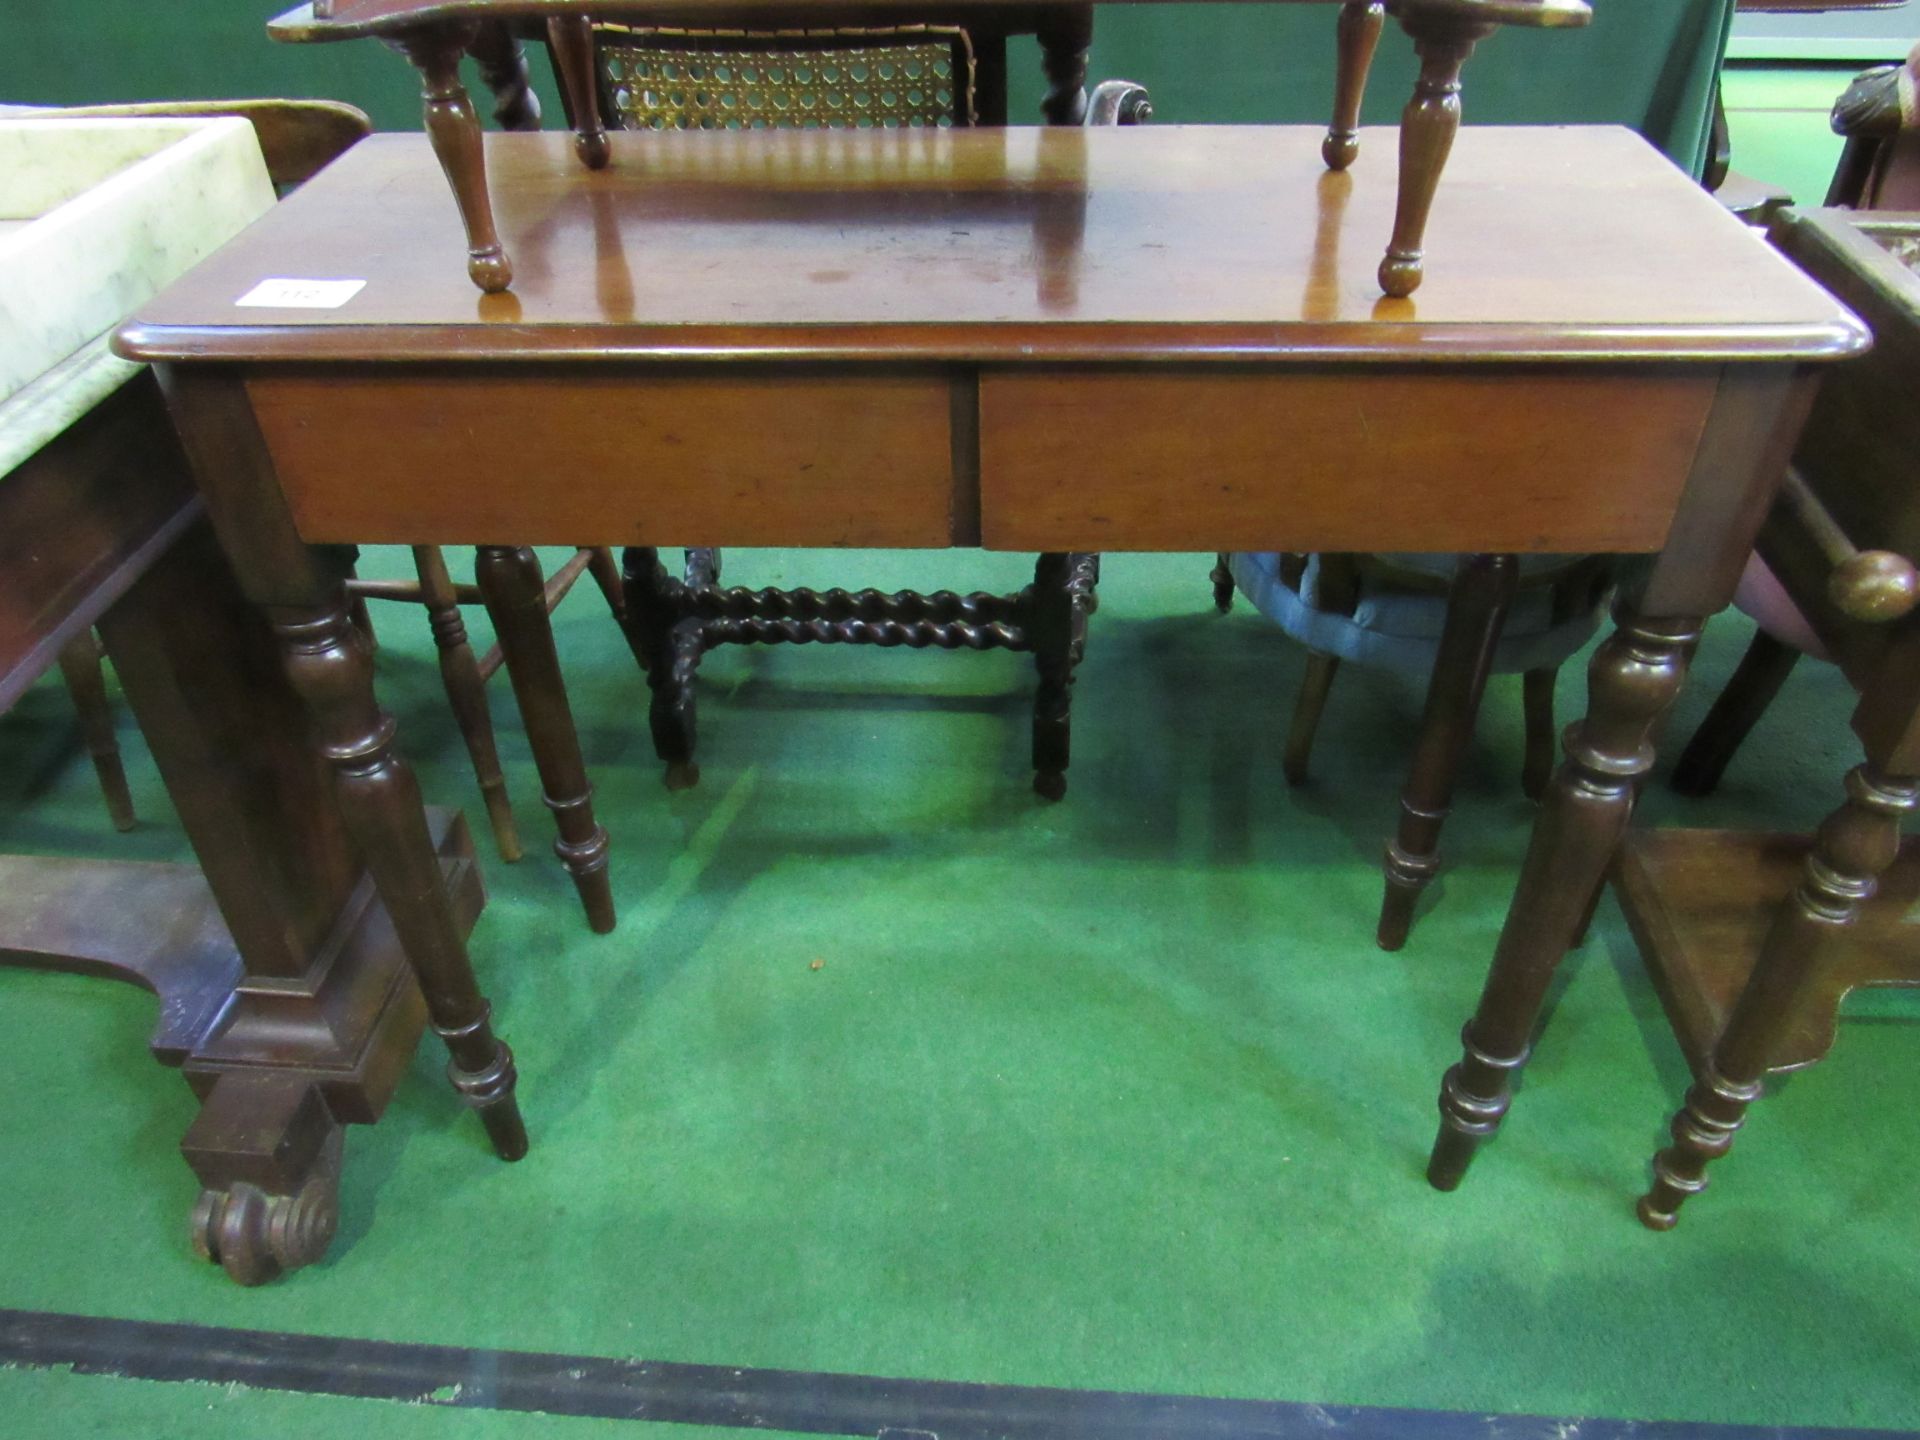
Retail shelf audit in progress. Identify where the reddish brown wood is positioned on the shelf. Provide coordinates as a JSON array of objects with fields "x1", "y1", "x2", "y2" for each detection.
[
  {"x1": 546, "y1": 14, "x2": 610, "y2": 168},
  {"x1": 1323, "y1": 0, "x2": 1384, "y2": 171},
  {"x1": 1378, "y1": 12, "x2": 1493, "y2": 299},
  {"x1": 391, "y1": 23, "x2": 514, "y2": 292}
]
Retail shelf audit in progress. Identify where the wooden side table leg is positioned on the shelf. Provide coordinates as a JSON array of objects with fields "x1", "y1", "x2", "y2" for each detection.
[
  {"x1": 1323, "y1": 0, "x2": 1385, "y2": 171},
  {"x1": 272, "y1": 594, "x2": 527, "y2": 1162},
  {"x1": 1037, "y1": 3, "x2": 1093, "y2": 126},
  {"x1": 393, "y1": 25, "x2": 513, "y2": 294},
  {"x1": 412, "y1": 544, "x2": 522, "y2": 863},
  {"x1": 1427, "y1": 604, "x2": 1700, "y2": 1189},
  {"x1": 547, "y1": 15, "x2": 611, "y2": 170},
  {"x1": 474, "y1": 545, "x2": 615, "y2": 933},
  {"x1": 1378, "y1": 15, "x2": 1494, "y2": 299},
  {"x1": 1378, "y1": 553, "x2": 1517, "y2": 951},
  {"x1": 1639, "y1": 763, "x2": 1918, "y2": 1229},
  {"x1": 57, "y1": 631, "x2": 137, "y2": 832}
]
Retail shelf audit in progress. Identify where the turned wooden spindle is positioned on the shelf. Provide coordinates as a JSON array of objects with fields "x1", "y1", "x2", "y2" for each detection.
[
  {"x1": 473, "y1": 546, "x2": 615, "y2": 932},
  {"x1": 1037, "y1": 5, "x2": 1093, "y2": 127},
  {"x1": 1778, "y1": 466, "x2": 1920, "y2": 623},
  {"x1": 1428, "y1": 604, "x2": 1700, "y2": 1190},
  {"x1": 1377, "y1": 554, "x2": 1517, "y2": 951},
  {"x1": 391, "y1": 24, "x2": 512, "y2": 293},
  {"x1": 1639, "y1": 763, "x2": 1920, "y2": 1228},
  {"x1": 1324, "y1": 0, "x2": 1386, "y2": 171},
  {"x1": 270, "y1": 595, "x2": 526, "y2": 1162},
  {"x1": 466, "y1": 20, "x2": 542, "y2": 131},
  {"x1": 412, "y1": 545, "x2": 522, "y2": 863},
  {"x1": 547, "y1": 15, "x2": 612, "y2": 170},
  {"x1": 1379, "y1": 14, "x2": 1495, "y2": 299}
]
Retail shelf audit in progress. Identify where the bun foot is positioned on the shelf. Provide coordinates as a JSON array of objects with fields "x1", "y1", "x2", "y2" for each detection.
[
  {"x1": 576, "y1": 129, "x2": 611, "y2": 169},
  {"x1": 1378, "y1": 250, "x2": 1423, "y2": 299},
  {"x1": 468, "y1": 246, "x2": 513, "y2": 293},
  {"x1": 1322, "y1": 131, "x2": 1360, "y2": 170}
]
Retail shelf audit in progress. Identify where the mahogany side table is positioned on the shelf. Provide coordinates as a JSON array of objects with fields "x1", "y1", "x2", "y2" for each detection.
[{"x1": 116, "y1": 122, "x2": 1861, "y2": 1273}]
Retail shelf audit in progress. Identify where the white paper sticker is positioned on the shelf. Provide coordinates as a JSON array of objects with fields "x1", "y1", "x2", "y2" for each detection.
[{"x1": 235, "y1": 278, "x2": 368, "y2": 309}]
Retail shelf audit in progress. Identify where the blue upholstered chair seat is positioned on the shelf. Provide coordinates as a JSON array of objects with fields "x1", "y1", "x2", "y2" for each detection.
[{"x1": 1226, "y1": 552, "x2": 1609, "y2": 677}]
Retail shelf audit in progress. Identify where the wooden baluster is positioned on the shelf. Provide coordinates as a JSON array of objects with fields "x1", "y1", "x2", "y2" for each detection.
[
  {"x1": 1377, "y1": 553, "x2": 1518, "y2": 951},
  {"x1": 271, "y1": 593, "x2": 526, "y2": 1162},
  {"x1": 391, "y1": 24, "x2": 513, "y2": 293},
  {"x1": 1378, "y1": 14, "x2": 1495, "y2": 299},
  {"x1": 1639, "y1": 763, "x2": 1919, "y2": 1228},
  {"x1": 1323, "y1": 0, "x2": 1385, "y2": 171},
  {"x1": 467, "y1": 19, "x2": 543, "y2": 131},
  {"x1": 547, "y1": 15, "x2": 611, "y2": 170},
  {"x1": 1427, "y1": 604, "x2": 1700, "y2": 1189},
  {"x1": 412, "y1": 544, "x2": 521, "y2": 863},
  {"x1": 473, "y1": 546, "x2": 615, "y2": 933},
  {"x1": 621, "y1": 546, "x2": 702, "y2": 790},
  {"x1": 57, "y1": 632, "x2": 136, "y2": 832},
  {"x1": 1037, "y1": 4, "x2": 1093, "y2": 126}
]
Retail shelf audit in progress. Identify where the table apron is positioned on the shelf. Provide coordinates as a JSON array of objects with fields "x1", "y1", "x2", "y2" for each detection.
[{"x1": 245, "y1": 360, "x2": 1722, "y2": 553}]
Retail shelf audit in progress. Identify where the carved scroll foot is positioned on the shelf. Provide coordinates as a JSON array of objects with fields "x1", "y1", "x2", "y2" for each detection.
[
  {"x1": 1428, "y1": 605, "x2": 1700, "y2": 1188},
  {"x1": 1378, "y1": 14, "x2": 1493, "y2": 298},
  {"x1": 1638, "y1": 763, "x2": 1918, "y2": 1228},
  {"x1": 1377, "y1": 553, "x2": 1516, "y2": 951},
  {"x1": 393, "y1": 24, "x2": 513, "y2": 293},
  {"x1": 1323, "y1": 0, "x2": 1385, "y2": 171}
]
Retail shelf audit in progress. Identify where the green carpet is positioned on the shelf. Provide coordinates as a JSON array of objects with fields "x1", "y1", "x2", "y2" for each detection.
[{"x1": 1, "y1": 548, "x2": 1915, "y2": 1435}]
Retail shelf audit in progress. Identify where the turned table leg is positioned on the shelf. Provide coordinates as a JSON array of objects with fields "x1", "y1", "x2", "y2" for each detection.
[
  {"x1": 1324, "y1": 0, "x2": 1385, "y2": 171},
  {"x1": 1639, "y1": 763, "x2": 1918, "y2": 1228},
  {"x1": 1377, "y1": 553, "x2": 1517, "y2": 951},
  {"x1": 547, "y1": 15, "x2": 611, "y2": 170},
  {"x1": 393, "y1": 24, "x2": 513, "y2": 294},
  {"x1": 1037, "y1": 4, "x2": 1093, "y2": 126},
  {"x1": 1378, "y1": 13, "x2": 1495, "y2": 299},
  {"x1": 474, "y1": 546, "x2": 615, "y2": 933},
  {"x1": 1427, "y1": 603, "x2": 1700, "y2": 1189},
  {"x1": 272, "y1": 592, "x2": 526, "y2": 1161}
]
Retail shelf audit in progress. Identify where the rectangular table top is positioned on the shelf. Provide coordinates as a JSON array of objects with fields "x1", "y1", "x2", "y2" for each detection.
[{"x1": 117, "y1": 125, "x2": 1862, "y2": 370}]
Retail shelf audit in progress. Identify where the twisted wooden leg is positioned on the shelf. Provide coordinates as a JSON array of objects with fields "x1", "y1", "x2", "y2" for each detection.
[
  {"x1": 1030, "y1": 552, "x2": 1099, "y2": 801},
  {"x1": 1037, "y1": 4, "x2": 1092, "y2": 126},
  {"x1": 466, "y1": 19, "x2": 542, "y2": 131},
  {"x1": 1378, "y1": 14, "x2": 1494, "y2": 299},
  {"x1": 1378, "y1": 554, "x2": 1517, "y2": 951},
  {"x1": 622, "y1": 546, "x2": 702, "y2": 790},
  {"x1": 547, "y1": 15, "x2": 611, "y2": 170},
  {"x1": 1210, "y1": 554, "x2": 1236, "y2": 614},
  {"x1": 1428, "y1": 604, "x2": 1699, "y2": 1190},
  {"x1": 1284, "y1": 652, "x2": 1341, "y2": 786},
  {"x1": 1639, "y1": 763, "x2": 1918, "y2": 1229},
  {"x1": 1671, "y1": 629, "x2": 1801, "y2": 798},
  {"x1": 58, "y1": 632, "x2": 136, "y2": 832},
  {"x1": 1324, "y1": 0, "x2": 1385, "y2": 170},
  {"x1": 272, "y1": 592, "x2": 525, "y2": 1161},
  {"x1": 1521, "y1": 666, "x2": 1557, "y2": 802},
  {"x1": 393, "y1": 24, "x2": 512, "y2": 293},
  {"x1": 474, "y1": 546, "x2": 614, "y2": 933},
  {"x1": 412, "y1": 545, "x2": 521, "y2": 863}
]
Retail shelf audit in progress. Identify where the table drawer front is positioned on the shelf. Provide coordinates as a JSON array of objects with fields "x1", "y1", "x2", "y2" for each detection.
[
  {"x1": 248, "y1": 370, "x2": 960, "y2": 547},
  {"x1": 979, "y1": 368, "x2": 1719, "y2": 554}
]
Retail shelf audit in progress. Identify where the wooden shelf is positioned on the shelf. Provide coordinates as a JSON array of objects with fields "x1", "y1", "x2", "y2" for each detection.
[{"x1": 1613, "y1": 827, "x2": 1920, "y2": 1077}]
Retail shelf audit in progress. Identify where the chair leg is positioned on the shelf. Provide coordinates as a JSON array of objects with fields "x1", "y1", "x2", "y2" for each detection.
[
  {"x1": 412, "y1": 545, "x2": 522, "y2": 863},
  {"x1": 1521, "y1": 666, "x2": 1557, "y2": 802},
  {"x1": 57, "y1": 632, "x2": 136, "y2": 832},
  {"x1": 1670, "y1": 629, "x2": 1801, "y2": 798},
  {"x1": 1284, "y1": 651, "x2": 1342, "y2": 786},
  {"x1": 583, "y1": 546, "x2": 627, "y2": 625},
  {"x1": 1209, "y1": 553, "x2": 1235, "y2": 614},
  {"x1": 1030, "y1": 552, "x2": 1098, "y2": 801},
  {"x1": 348, "y1": 592, "x2": 378, "y2": 654},
  {"x1": 621, "y1": 546, "x2": 702, "y2": 790},
  {"x1": 1377, "y1": 553, "x2": 1518, "y2": 951},
  {"x1": 475, "y1": 546, "x2": 615, "y2": 933},
  {"x1": 1639, "y1": 762, "x2": 1918, "y2": 1229}
]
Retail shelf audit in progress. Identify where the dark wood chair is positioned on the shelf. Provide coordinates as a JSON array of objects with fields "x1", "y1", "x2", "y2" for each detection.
[
  {"x1": 468, "y1": 14, "x2": 1149, "y2": 801},
  {"x1": 1673, "y1": 39, "x2": 1920, "y2": 798},
  {"x1": 1626, "y1": 201, "x2": 1920, "y2": 1228}
]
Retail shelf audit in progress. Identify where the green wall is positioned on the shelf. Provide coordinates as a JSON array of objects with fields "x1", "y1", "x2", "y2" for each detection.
[{"x1": 5, "y1": 1, "x2": 1735, "y2": 170}]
